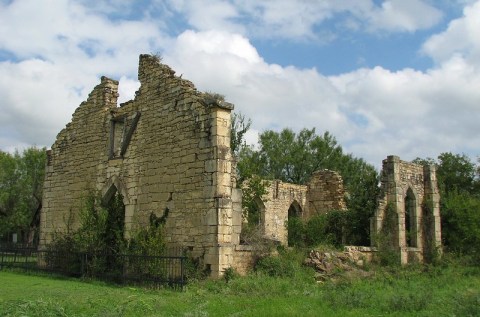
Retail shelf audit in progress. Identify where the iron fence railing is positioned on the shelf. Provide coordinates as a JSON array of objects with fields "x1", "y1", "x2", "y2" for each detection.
[{"x1": 0, "y1": 247, "x2": 187, "y2": 289}]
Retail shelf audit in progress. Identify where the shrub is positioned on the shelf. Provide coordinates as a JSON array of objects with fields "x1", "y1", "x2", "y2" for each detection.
[
  {"x1": 374, "y1": 202, "x2": 401, "y2": 266},
  {"x1": 223, "y1": 267, "x2": 238, "y2": 283},
  {"x1": 239, "y1": 224, "x2": 277, "y2": 263},
  {"x1": 254, "y1": 248, "x2": 312, "y2": 280},
  {"x1": 287, "y1": 210, "x2": 352, "y2": 248},
  {"x1": 44, "y1": 234, "x2": 83, "y2": 276},
  {"x1": 441, "y1": 191, "x2": 480, "y2": 262},
  {"x1": 287, "y1": 216, "x2": 305, "y2": 247},
  {"x1": 255, "y1": 255, "x2": 296, "y2": 278},
  {"x1": 127, "y1": 222, "x2": 166, "y2": 256}
]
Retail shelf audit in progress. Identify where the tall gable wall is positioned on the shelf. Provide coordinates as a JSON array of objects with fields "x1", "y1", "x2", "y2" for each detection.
[{"x1": 40, "y1": 55, "x2": 238, "y2": 277}]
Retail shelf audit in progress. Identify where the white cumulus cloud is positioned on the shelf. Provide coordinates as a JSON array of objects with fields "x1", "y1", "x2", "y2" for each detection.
[
  {"x1": 0, "y1": 0, "x2": 478, "y2": 168},
  {"x1": 422, "y1": 0, "x2": 480, "y2": 67}
]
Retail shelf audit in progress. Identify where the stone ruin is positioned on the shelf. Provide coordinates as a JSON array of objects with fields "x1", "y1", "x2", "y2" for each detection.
[
  {"x1": 253, "y1": 170, "x2": 347, "y2": 245},
  {"x1": 39, "y1": 55, "x2": 441, "y2": 277},
  {"x1": 370, "y1": 156, "x2": 442, "y2": 264}
]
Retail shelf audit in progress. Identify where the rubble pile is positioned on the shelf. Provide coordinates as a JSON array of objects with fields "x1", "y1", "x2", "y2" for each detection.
[{"x1": 304, "y1": 249, "x2": 370, "y2": 282}]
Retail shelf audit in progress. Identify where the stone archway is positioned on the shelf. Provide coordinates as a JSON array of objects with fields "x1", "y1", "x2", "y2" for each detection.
[
  {"x1": 247, "y1": 196, "x2": 265, "y2": 227},
  {"x1": 287, "y1": 200, "x2": 303, "y2": 245},
  {"x1": 372, "y1": 156, "x2": 442, "y2": 265},
  {"x1": 101, "y1": 176, "x2": 134, "y2": 239},
  {"x1": 288, "y1": 200, "x2": 303, "y2": 219},
  {"x1": 102, "y1": 186, "x2": 126, "y2": 253}
]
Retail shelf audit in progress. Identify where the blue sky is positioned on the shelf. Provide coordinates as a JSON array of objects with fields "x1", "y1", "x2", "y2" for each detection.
[{"x1": 0, "y1": 0, "x2": 479, "y2": 167}]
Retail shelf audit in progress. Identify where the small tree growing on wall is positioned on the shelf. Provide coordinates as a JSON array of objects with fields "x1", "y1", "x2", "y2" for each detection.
[{"x1": 374, "y1": 202, "x2": 400, "y2": 266}]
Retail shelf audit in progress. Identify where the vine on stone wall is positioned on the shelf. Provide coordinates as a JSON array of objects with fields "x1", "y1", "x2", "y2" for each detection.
[{"x1": 374, "y1": 202, "x2": 400, "y2": 266}]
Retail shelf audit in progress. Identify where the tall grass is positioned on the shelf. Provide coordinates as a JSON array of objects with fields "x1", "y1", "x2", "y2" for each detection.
[{"x1": 1, "y1": 254, "x2": 479, "y2": 316}]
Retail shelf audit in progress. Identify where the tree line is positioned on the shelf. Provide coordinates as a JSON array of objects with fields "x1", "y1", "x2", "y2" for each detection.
[{"x1": 0, "y1": 147, "x2": 46, "y2": 244}]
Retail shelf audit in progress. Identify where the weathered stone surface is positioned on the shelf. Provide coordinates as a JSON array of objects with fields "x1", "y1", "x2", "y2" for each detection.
[
  {"x1": 255, "y1": 170, "x2": 347, "y2": 245},
  {"x1": 371, "y1": 155, "x2": 442, "y2": 265},
  {"x1": 39, "y1": 55, "x2": 243, "y2": 278},
  {"x1": 304, "y1": 248, "x2": 371, "y2": 282},
  {"x1": 40, "y1": 55, "x2": 430, "y2": 278}
]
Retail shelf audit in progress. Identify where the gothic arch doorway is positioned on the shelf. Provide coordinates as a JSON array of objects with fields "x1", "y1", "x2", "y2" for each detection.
[
  {"x1": 101, "y1": 185, "x2": 126, "y2": 253},
  {"x1": 288, "y1": 200, "x2": 302, "y2": 218},
  {"x1": 287, "y1": 200, "x2": 303, "y2": 246}
]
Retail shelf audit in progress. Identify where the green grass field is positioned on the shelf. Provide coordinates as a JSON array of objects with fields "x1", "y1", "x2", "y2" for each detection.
[{"x1": 1, "y1": 262, "x2": 479, "y2": 317}]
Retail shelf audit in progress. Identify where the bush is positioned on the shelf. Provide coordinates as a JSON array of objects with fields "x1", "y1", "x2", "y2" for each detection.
[
  {"x1": 374, "y1": 202, "x2": 401, "y2": 266},
  {"x1": 287, "y1": 210, "x2": 352, "y2": 248},
  {"x1": 223, "y1": 267, "x2": 239, "y2": 283},
  {"x1": 287, "y1": 216, "x2": 305, "y2": 247},
  {"x1": 46, "y1": 190, "x2": 168, "y2": 279},
  {"x1": 255, "y1": 255, "x2": 296, "y2": 278},
  {"x1": 127, "y1": 223, "x2": 166, "y2": 256},
  {"x1": 255, "y1": 248, "x2": 312, "y2": 280},
  {"x1": 44, "y1": 234, "x2": 83, "y2": 276},
  {"x1": 239, "y1": 224, "x2": 277, "y2": 263},
  {"x1": 441, "y1": 191, "x2": 480, "y2": 262},
  {"x1": 182, "y1": 255, "x2": 209, "y2": 282}
]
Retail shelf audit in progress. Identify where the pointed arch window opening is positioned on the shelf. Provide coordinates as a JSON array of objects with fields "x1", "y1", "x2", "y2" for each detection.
[
  {"x1": 101, "y1": 185, "x2": 126, "y2": 252},
  {"x1": 250, "y1": 197, "x2": 266, "y2": 226},
  {"x1": 288, "y1": 200, "x2": 302, "y2": 219},
  {"x1": 109, "y1": 112, "x2": 141, "y2": 159},
  {"x1": 405, "y1": 188, "x2": 417, "y2": 248}
]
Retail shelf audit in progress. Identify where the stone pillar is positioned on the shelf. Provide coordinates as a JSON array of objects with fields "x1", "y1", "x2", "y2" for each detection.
[
  {"x1": 386, "y1": 155, "x2": 409, "y2": 265},
  {"x1": 423, "y1": 164, "x2": 442, "y2": 253},
  {"x1": 209, "y1": 105, "x2": 235, "y2": 278}
]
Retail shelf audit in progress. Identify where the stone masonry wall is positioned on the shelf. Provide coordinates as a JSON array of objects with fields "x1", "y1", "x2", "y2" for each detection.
[
  {"x1": 262, "y1": 180, "x2": 308, "y2": 244},
  {"x1": 40, "y1": 55, "x2": 238, "y2": 277},
  {"x1": 258, "y1": 170, "x2": 346, "y2": 245},
  {"x1": 41, "y1": 55, "x2": 351, "y2": 276},
  {"x1": 306, "y1": 170, "x2": 347, "y2": 218},
  {"x1": 372, "y1": 155, "x2": 441, "y2": 264}
]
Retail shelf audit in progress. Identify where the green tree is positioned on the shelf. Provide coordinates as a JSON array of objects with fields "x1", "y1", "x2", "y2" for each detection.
[
  {"x1": 240, "y1": 175, "x2": 270, "y2": 226},
  {"x1": 0, "y1": 151, "x2": 21, "y2": 240},
  {"x1": 413, "y1": 152, "x2": 480, "y2": 260},
  {"x1": 0, "y1": 147, "x2": 46, "y2": 244},
  {"x1": 230, "y1": 112, "x2": 251, "y2": 157},
  {"x1": 437, "y1": 152, "x2": 478, "y2": 196},
  {"x1": 441, "y1": 190, "x2": 480, "y2": 260}
]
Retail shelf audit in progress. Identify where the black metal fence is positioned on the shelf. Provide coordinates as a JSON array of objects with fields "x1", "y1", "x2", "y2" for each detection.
[{"x1": 0, "y1": 246, "x2": 187, "y2": 289}]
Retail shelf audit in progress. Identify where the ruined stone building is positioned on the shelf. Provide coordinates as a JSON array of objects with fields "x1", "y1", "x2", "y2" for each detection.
[
  {"x1": 253, "y1": 170, "x2": 346, "y2": 245},
  {"x1": 39, "y1": 55, "x2": 351, "y2": 276},
  {"x1": 371, "y1": 156, "x2": 442, "y2": 264},
  {"x1": 40, "y1": 55, "x2": 245, "y2": 277},
  {"x1": 40, "y1": 55, "x2": 441, "y2": 277}
]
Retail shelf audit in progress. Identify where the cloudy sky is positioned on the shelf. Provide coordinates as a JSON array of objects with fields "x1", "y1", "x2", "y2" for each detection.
[{"x1": 0, "y1": 0, "x2": 479, "y2": 168}]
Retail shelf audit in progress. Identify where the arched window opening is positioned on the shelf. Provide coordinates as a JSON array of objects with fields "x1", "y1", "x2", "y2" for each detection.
[
  {"x1": 287, "y1": 200, "x2": 303, "y2": 246},
  {"x1": 102, "y1": 187, "x2": 126, "y2": 253},
  {"x1": 240, "y1": 197, "x2": 265, "y2": 245},
  {"x1": 248, "y1": 197, "x2": 265, "y2": 226},
  {"x1": 288, "y1": 200, "x2": 302, "y2": 219},
  {"x1": 405, "y1": 188, "x2": 417, "y2": 247}
]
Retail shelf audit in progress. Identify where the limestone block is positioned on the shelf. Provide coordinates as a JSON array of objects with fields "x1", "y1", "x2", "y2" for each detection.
[{"x1": 206, "y1": 208, "x2": 218, "y2": 226}]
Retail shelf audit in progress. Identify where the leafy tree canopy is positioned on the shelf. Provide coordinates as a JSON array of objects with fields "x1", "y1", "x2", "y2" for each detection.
[
  {"x1": 0, "y1": 147, "x2": 46, "y2": 244},
  {"x1": 413, "y1": 152, "x2": 480, "y2": 260}
]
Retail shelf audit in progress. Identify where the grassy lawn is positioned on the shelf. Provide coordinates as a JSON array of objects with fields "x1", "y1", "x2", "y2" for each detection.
[{"x1": 0, "y1": 263, "x2": 479, "y2": 317}]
